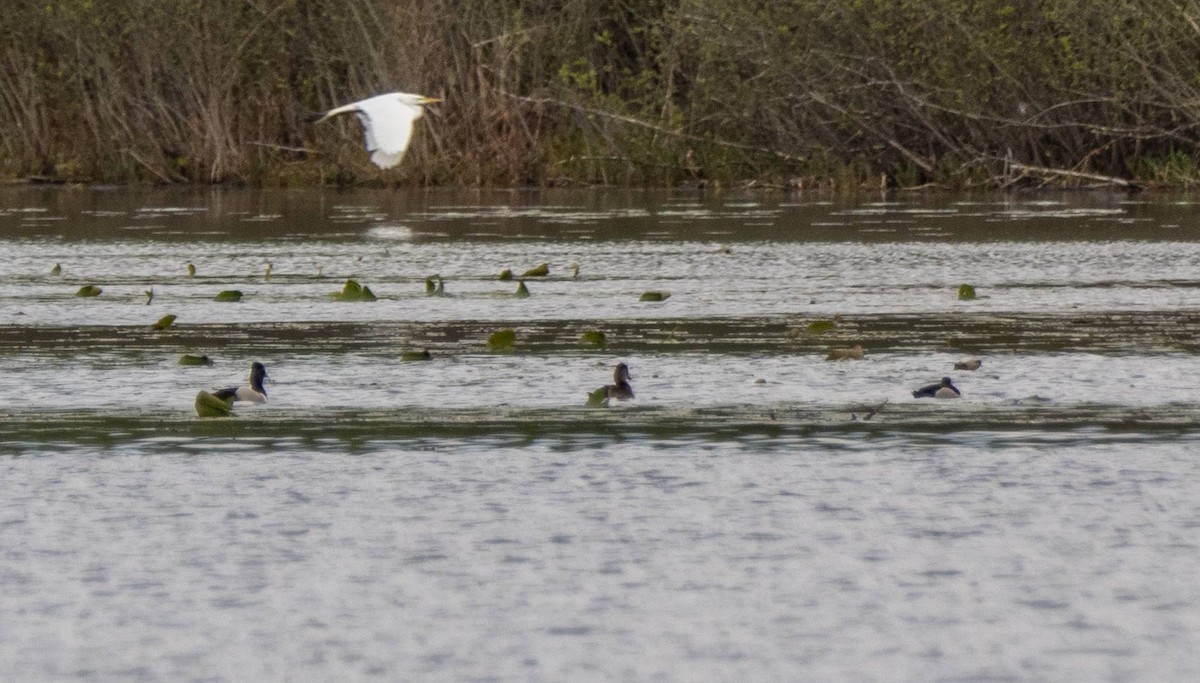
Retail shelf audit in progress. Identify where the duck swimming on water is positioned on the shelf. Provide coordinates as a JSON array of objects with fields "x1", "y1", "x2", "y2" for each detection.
[
  {"x1": 912, "y1": 376, "x2": 960, "y2": 399},
  {"x1": 602, "y1": 362, "x2": 635, "y2": 400},
  {"x1": 212, "y1": 362, "x2": 268, "y2": 403}
]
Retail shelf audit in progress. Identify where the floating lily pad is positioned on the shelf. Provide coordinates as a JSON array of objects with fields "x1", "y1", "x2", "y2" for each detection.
[
  {"x1": 332, "y1": 279, "x2": 377, "y2": 301},
  {"x1": 151, "y1": 314, "x2": 177, "y2": 330},
  {"x1": 522, "y1": 263, "x2": 549, "y2": 277},
  {"x1": 585, "y1": 386, "x2": 610, "y2": 408},
  {"x1": 178, "y1": 354, "x2": 213, "y2": 366},
  {"x1": 75, "y1": 285, "x2": 102, "y2": 297},
  {"x1": 187, "y1": 262, "x2": 196, "y2": 277},
  {"x1": 957, "y1": 284, "x2": 977, "y2": 300},
  {"x1": 264, "y1": 263, "x2": 273, "y2": 280},
  {"x1": 195, "y1": 390, "x2": 234, "y2": 418},
  {"x1": 497, "y1": 268, "x2": 513, "y2": 281},
  {"x1": 425, "y1": 275, "x2": 447, "y2": 296},
  {"x1": 401, "y1": 349, "x2": 433, "y2": 361},
  {"x1": 806, "y1": 319, "x2": 838, "y2": 334},
  {"x1": 579, "y1": 330, "x2": 607, "y2": 348},
  {"x1": 214, "y1": 290, "x2": 243, "y2": 302},
  {"x1": 50, "y1": 263, "x2": 62, "y2": 276},
  {"x1": 515, "y1": 280, "x2": 530, "y2": 298},
  {"x1": 639, "y1": 291, "x2": 670, "y2": 302},
  {"x1": 487, "y1": 328, "x2": 517, "y2": 352}
]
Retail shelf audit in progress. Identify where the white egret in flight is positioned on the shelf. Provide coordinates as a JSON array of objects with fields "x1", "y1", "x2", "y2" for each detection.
[{"x1": 307, "y1": 92, "x2": 440, "y2": 169}]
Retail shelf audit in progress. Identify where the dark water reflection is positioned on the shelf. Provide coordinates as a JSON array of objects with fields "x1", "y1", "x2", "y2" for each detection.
[{"x1": 3, "y1": 185, "x2": 1200, "y2": 242}]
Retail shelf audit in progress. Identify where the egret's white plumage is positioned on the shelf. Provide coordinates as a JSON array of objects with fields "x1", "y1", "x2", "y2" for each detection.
[{"x1": 309, "y1": 92, "x2": 440, "y2": 169}]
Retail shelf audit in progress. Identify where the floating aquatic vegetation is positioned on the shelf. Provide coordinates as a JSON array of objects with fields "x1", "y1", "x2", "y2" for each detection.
[
  {"x1": 571, "y1": 262, "x2": 580, "y2": 278},
  {"x1": 215, "y1": 290, "x2": 243, "y2": 302},
  {"x1": 522, "y1": 263, "x2": 549, "y2": 277},
  {"x1": 178, "y1": 354, "x2": 213, "y2": 366},
  {"x1": 187, "y1": 262, "x2": 196, "y2": 277},
  {"x1": 50, "y1": 263, "x2": 62, "y2": 276},
  {"x1": 487, "y1": 328, "x2": 516, "y2": 352},
  {"x1": 515, "y1": 280, "x2": 530, "y2": 298},
  {"x1": 425, "y1": 275, "x2": 447, "y2": 296},
  {"x1": 639, "y1": 291, "x2": 670, "y2": 302},
  {"x1": 145, "y1": 288, "x2": 154, "y2": 305},
  {"x1": 264, "y1": 263, "x2": 273, "y2": 281},
  {"x1": 195, "y1": 390, "x2": 234, "y2": 417},
  {"x1": 498, "y1": 268, "x2": 513, "y2": 281},
  {"x1": 585, "y1": 386, "x2": 610, "y2": 408},
  {"x1": 958, "y1": 284, "x2": 977, "y2": 300},
  {"x1": 806, "y1": 319, "x2": 838, "y2": 334},
  {"x1": 151, "y1": 314, "x2": 177, "y2": 330},
  {"x1": 332, "y1": 279, "x2": 377, "y2": 301},
  {"x1": 826, "y1": 344, "x2": 864, "y2": 361},
  {"x1": 75, "y1": 285, "x2": 102, "y2": 297},
  {"x1": 579, "y1": 330, "x2": 607, "y2": 348},
  {"x1": 401, "y1": 349, "x2": 433, "y2": 361}
]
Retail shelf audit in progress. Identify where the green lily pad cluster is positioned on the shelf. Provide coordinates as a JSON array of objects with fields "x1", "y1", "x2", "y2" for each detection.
[
  {"x1": 194, "y1": 390, "x2": 234, "y2": 417},
  {"x1": 498, "y1": 263, "x2": 548, "y2": 281},
  {"x1": 215, "y1": 290, "x2": 243, "y2": 302},
  {"x1": 957, "y1": 284, "x2": 977, "y2": 300},
  {"x1": 585, "y1": 386, "x2": 611, "y2": 408},
  {"x1": 178, "y1": 354, "x2": 213, "y2": 366},
  {"x1": 333, "y1": 279, "x2": 377, "y2": 301},
  {"x1": 76, "y1": 285, "x2": 102, "y2": 297},
  {"x1": 151, "y1": 314, "x2": 177, "y2": 330},
  {"x1": 639, "y1": 291, "x2": 670, "y2": 302},
  {"x1": 487, "y1": 328, "x2": 517, "y2": 352},
  {"x1": 514, "y1": 280, "x2": 531, "y2": 298},
  {"x1": 579, "y1": 330, "x2": 607, "y2": 348},
  {"x1": 806, "y1": 319, "x2": 838, "y2": 334},
  {"x1": 425, "y1": 275, "x2": 447, "y2": 296},
  {"x1": 401, "y1": 349, "x2": 432, "y2": 361}
]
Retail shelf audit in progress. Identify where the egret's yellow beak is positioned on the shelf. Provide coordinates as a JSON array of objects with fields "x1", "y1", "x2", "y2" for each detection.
[{"x1": 421, "y1": 97, "x2": 442, "y2": 105}]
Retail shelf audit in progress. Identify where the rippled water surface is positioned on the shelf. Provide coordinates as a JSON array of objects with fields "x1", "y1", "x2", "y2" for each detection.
[{"x1": 2, "y1": 187, "x2": 1199, "y2": 681}]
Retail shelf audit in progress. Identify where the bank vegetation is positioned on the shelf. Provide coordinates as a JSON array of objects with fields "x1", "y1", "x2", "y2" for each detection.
[{"x1": 4, "y1": 0, "x2": 1200, "y2": 188}]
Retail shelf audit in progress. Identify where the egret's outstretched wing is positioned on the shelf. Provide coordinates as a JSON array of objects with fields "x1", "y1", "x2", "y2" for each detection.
[{"x1": 309, "y1": 92, "x2": 437, "y2": 170}]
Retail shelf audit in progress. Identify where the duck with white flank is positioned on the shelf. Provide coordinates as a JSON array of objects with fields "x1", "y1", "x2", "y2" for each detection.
[
  {"x1": 912, "y1": 376, "x2": 961, "y2": 399},
  {"x1": 212, "y1": 362, "x2": 269, "y2": 403},
  {"x1": 954, "y1": 358, "x2": 982, "y2": 371}
]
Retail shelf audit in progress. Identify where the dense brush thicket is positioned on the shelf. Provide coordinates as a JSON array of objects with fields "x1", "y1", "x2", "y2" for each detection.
[{"x1": 4, "y1": 0, "x2": 1200, "y2": 187}]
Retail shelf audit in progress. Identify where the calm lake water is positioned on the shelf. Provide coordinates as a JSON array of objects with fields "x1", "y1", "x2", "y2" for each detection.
[{"x1": 2, "y1": 187, "x2": 1199, "y2": 681}]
